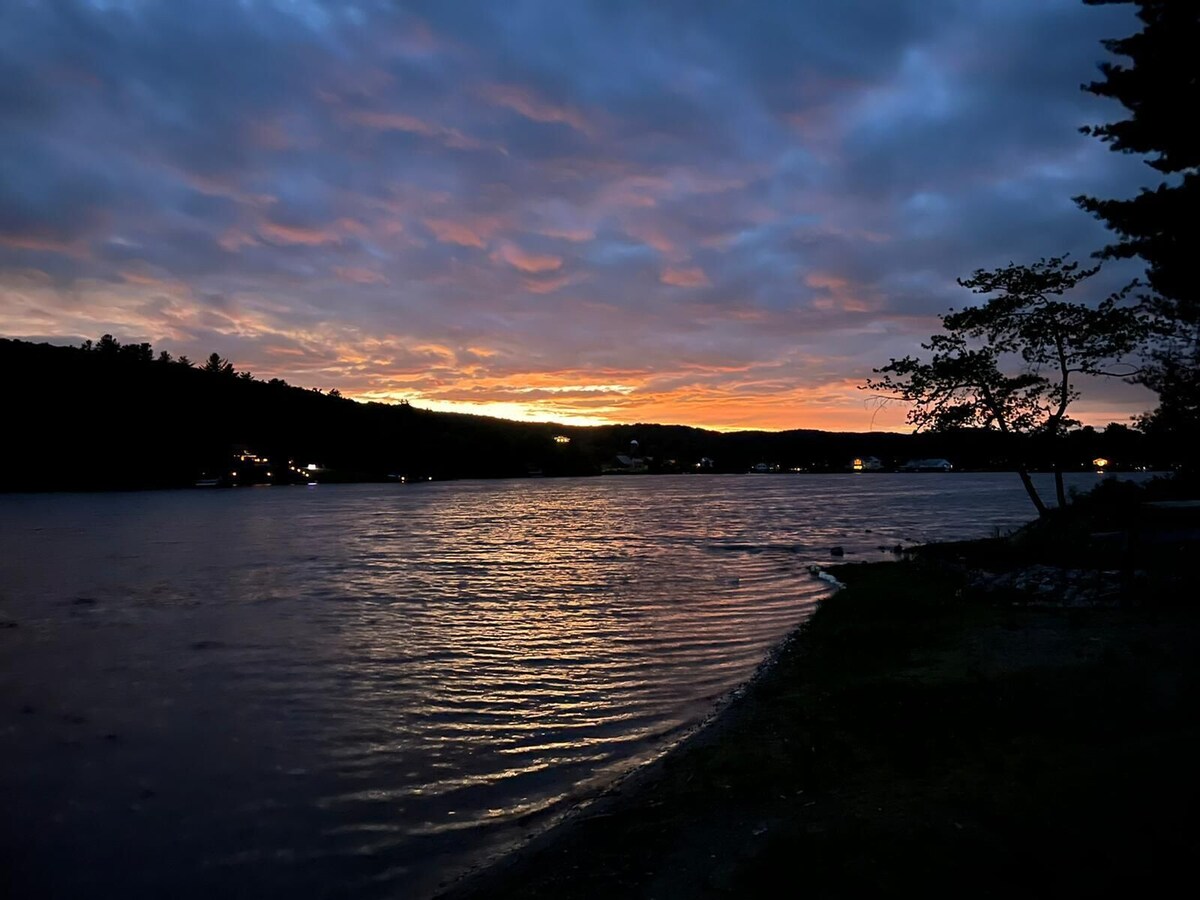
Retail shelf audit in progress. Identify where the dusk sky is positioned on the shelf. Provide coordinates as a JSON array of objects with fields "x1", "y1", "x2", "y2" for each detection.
[{"x1": 0, "y1": 0, "x2": 1159, "y2": 431}]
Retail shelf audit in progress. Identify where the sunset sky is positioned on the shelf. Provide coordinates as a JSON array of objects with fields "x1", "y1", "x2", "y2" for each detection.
[{"x1": 0, "y1": 0, "x2": 1158, "y2": 431}]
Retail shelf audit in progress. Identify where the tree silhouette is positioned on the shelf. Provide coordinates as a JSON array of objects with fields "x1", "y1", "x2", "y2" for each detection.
[
  {"x1": 864, "y1": 258, "x2": 1144, "y2": 515},
  {"x1": 1076, "y1": 0, "x2": 1199, "y2": 452},
  {"x1": 203, "y1": 352, "x2": 235, "y2": 376},
  {"x1": 121, "y1": 342, "x2": 153, "y2": 363}
]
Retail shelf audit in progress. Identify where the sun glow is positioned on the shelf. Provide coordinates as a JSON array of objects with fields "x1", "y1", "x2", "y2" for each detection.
[
  {"x1": 354, "y1": 391, "x2": 618, "y2": 426},
  {"x1": 347, "y1": 385, "x2": 916, "y2": 433}
]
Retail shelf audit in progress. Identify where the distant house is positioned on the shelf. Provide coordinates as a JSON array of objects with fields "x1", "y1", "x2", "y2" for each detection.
[
  {"x1": 852, "y1": 456, "x2": 883, "y2": 472},
  {"x1": 604, "y1": 446, "x2": 649, "y2": 474},
  {"x1": 898, "y1": 458, "x2": 953, "y2": 472},
  {"x1": 227, "y1": 444, "x2": 272, "y2": 485}
]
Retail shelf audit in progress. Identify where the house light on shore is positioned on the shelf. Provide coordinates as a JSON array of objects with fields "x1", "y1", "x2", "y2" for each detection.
[
  {"x1": 553, "y1": 435, "x2": 571, "y2": 444},
  {"x1": 1093, "y1": 457, "x2": 1110, "y2": 469}
]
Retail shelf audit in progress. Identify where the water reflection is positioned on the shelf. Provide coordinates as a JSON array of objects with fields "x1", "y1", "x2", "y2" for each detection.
[{"x1": 0, "y1": 473, "x2": 1125, "y2": 898}]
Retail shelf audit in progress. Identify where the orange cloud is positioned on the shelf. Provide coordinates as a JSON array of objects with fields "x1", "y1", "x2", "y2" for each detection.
[
  {"x1": 343, "y1": 109, "x2": 494, "y2": 151},
  {"x1": 411, "y1": 343, "x2": 456, "y2": 363},
  {"x1": 259, "y1": 222, "x2": 341, "y2": 246},
  {"x1": 522, "y1": 273, "x2": 574, "y2": 294},
  {"x1": 218, "y1": 228, "x2": 259, "y2": 252},
  {"x1": 346, "y1": 109, "x2": 438, "y2": 135},
  {"x1": 599, "y1": 176, "x2": 668, "y2": 209},
  {"x1": 0, "y1": 231, "x2": 89, "y2": 258},
  {"x1": 490, "y1": 241, "x2": 562, "y2": 274},
  {"x1": 334, "y1": 266, "x2": 388, "y2": 285},
  {"x1": 805, "y1": 271, "x2": 848, "y2": 288},
  {"x1": 625, "y1": 222, "x2": 680, "y2": 259},
  {"x1": 477, "y1": 83, "x2": 592, "y2": 134},
  {"x1": 804, "y1": 271, "x2": 875, "y2": 312},
  {"x1": 119, "y1": 269, "x2": 191, "y2": 294},
  {"x1": 175, "y1": 169, "x2": 274, "y2": 207},
  {"x1": 423, "y1": 217, "x2": 500, "y2": 248},
  {"x1": 257, "y1": 218, "x2": 366, "y2": 247},
  {"x1": 333, "y1": 217, "x2": 368, "y2": 237},
  {"x1": 661, "y1": 266, "x2": 711, "y2": 288}
]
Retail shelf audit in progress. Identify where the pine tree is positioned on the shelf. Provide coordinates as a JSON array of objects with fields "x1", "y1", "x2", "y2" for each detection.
[{"x1": 1075, "y1": 0, "x2": 1199, "y2": 454}]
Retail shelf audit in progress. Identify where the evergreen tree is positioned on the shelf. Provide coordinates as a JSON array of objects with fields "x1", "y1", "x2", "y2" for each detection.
[
  {"x1": 1076, "y1": 0, "x2": 1199, "y2": 452},
  {"x1": 203, "y1": 352, "x2": 235, "y2": 376}
]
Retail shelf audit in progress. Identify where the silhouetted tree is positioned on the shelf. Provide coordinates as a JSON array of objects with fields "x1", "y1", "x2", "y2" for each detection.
[
  {"x1": 1076, "y1": 0, "x2": 1199, "y2": 453},
  {"x1": 177, "y1": 355, "x2": 193, "y2": 368},
  {"x1": 96, "y1": 334, "x2": 120, "y2": 355},
  {"x1": 157, "y1": 350, "x2": 173, "y2": 364},
  {"x1": 203, "y1": 352, "x2": 235, "y2": 376},
  {"x1": 864, "y1": 258, "x2": 1144, "y2": 515},
  {"x1": 121, "y1": 342, "x2": 153, "y2": 363}
]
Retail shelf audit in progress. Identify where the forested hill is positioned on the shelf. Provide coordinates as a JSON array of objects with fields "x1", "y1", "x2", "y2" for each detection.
[{"x1": 0, "y1": 337, "x2": 1161, "y2": 492}]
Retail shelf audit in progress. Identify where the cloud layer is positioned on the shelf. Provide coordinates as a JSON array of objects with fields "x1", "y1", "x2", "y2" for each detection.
[{"x1": 0, "y1": 0, "x2": 1156, "y2": 429}]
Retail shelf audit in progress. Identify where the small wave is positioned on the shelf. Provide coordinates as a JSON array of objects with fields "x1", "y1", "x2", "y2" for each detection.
[{"x1": 703, "y1": 541, "x2": 806, "y2": 554}]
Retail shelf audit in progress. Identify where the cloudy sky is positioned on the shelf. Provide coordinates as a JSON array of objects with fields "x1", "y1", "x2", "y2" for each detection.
[{"x1": 0, "y1": 0, "x2": 1157, "y2": 430}]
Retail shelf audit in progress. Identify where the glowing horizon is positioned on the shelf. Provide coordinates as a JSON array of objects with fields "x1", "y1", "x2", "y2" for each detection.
[{"x1": 350, "y1": 388, "x2": 914, "y2": 433}]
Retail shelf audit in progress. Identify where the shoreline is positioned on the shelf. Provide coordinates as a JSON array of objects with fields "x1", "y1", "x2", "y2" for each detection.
[
  {"x1": 439, "y1": 538, "x2": 1200, "y2": 898},
  {"x1": 433, "y1": 566, "x2": 862, "y2": 899},
  {"x1": 431, "y1": 585, "x2": 831, "y2": 899}
]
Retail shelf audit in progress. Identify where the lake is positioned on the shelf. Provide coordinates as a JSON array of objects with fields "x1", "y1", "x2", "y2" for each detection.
[{"x1": 0, "y1": 472, "x2": 1123, "y2": 897}]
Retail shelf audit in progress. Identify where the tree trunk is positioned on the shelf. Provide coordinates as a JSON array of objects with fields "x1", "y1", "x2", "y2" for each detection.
[
  {"x1": 1017, "y1": 468, "x2": 1048, "y2": 517},
  {"x1": 1054, "y1": 466, "x2": 1067, "y2": 509}
]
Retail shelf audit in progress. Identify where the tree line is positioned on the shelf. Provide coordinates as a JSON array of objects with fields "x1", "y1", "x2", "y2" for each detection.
[
  {"x1": 2, "y1": 334, "x2": 1173, "y2": 493},
  {"x1": 77, "y1": 333, "x2": 328, "y2": 392}
]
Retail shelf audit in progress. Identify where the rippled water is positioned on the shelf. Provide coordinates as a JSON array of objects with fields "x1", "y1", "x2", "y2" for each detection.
[{"x1": 0, "y1": 473, "x2": 1120, "y2": 897}]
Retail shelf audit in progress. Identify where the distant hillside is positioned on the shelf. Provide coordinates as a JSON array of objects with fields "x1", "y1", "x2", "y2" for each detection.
[{"x1": 0, "y1": 337, "x2": 1164, "y2": 491}]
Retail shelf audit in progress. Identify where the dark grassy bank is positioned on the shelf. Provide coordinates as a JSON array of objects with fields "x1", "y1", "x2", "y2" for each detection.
[{"x1": 444, "y1": 514, "x2": 1200, "y2": 897}]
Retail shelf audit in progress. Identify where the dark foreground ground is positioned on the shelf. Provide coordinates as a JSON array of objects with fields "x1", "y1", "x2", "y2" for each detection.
[{"x1": 443, "y1": 525, "x2": 1200, "y2": 898}]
